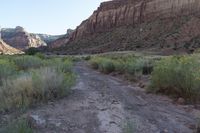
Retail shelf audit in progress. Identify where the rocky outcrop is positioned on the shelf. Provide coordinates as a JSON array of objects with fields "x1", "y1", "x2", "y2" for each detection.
[
  {"x1": 0, "y1": 39, "x2": 24, "y2": 55},
  {"x1": 71, "y1": 0, "x2": 200, "y2": 40},
  {"x1": 1, "y1": 26, "x2": 47, "y2": 50}
]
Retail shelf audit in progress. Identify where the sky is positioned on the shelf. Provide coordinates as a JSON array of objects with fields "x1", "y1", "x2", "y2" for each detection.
[{"x1": 0, "y1": 0, "x2": 109, "y2": 35}]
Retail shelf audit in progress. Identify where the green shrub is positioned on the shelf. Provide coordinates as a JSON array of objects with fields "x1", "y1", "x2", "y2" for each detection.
[
  {"x1": 90, "y1": 57, "x2": 115, "y2": 73},
  {"x1": 44, "y1": 58, "x2": 73, "y2": 73},
  {"x1": 0, "y1": 74, "x2": 34, "y2": 110},
  {"x1": 82, "y1": 56, "x2": 91, "y2": 61},
  {"x1": 126, "y1": 59, "x2": 142, "y2": 75},
  {"x1": 90, "y1": 58, "x2": 102, "y2": 69},
  {"x1": 141, "y1": 59, "x2": 154, "y2": 75},
  {"x1": 31, "y1": 67, "x2": 73, "y2": 101},
  {"x1": 150, "y1": 56, "x2": 200, "y2": 102},
  {"x1": 113, "y1": 60, "x2": 126, "y2": 73},
  {"x1": 0, "y1": 66, "x2": 75, "y2": 111},
  {"x1": 55, "y1": 59, "x2": 73, "y2": 73},
  {"x1": 98, "y1": 59, "x2": 115, "y2": 74},
  {"x1": 13, "y1": 56, "x2": 44, "y2": 70},
  {"x1": 35, "y1": 52, "x2": 45, "y2": 59},
  {"x1": 0, "y1": 59, "x2": 17, "y2": 84},
  {"x1": 0, "y1": 56, "x2": 75, "y2": 112},
  {"x1": 25, "y1": 47, "x2": 39, "y2": 55},
  {"x1": 90, "y1": 56, "x2": 154, "y2": 76}
]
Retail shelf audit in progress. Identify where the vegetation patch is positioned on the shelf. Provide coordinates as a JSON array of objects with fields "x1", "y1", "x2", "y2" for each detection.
[
  {"x1": 13, "y1": 56, "x2": 44, "y2": 70},
  {"x1": 0, "y1": 118, "x2": 33, "y2": 133},
  {"x1": 123, "y1": 121, "x2": 135, "y2": 133},
  {"x1": 0, "y1": 55, "x2": 76, "y2": 112},
  {"x1": 149, "y1": 55, "x2": 200, "y2": 103},
  {"x1": 89, "y1": 54, "x2": 155, "y2": 79}
]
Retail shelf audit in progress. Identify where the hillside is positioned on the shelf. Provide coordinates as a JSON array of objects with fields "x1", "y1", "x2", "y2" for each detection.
[
  {"x1": 48, "y1": 29, "x2": 74, "y2": 49},
  {"x1": 53, "y1": 0, "x2": 200, "y2": 54}
]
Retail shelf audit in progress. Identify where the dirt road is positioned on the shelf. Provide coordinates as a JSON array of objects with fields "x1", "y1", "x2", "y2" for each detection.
[{"x1": 28, "y1": 62, "x2": 198, "y2": 133}]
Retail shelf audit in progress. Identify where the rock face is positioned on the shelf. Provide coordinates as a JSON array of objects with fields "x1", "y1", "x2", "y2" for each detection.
[
  {"x1": 71, "y1": 0, "x2": 200, "y2": 40},
  {"x1": 57, "y1": 0, "x2": 200, "y2": 54},
  {"x1": 0, "y1": 39, "x2": 24, "y2": 55},
  {"x1": 1, "y1": 26, "x2": 47, "y2": 50}
]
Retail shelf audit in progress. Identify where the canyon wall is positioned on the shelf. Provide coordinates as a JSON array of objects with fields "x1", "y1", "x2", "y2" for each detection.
[{"x1": 71, "y1": 0, "x2": 200, "y2": 41}]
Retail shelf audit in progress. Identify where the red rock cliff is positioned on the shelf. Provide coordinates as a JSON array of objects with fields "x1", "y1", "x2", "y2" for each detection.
[{"x1": 71, "y1": 0, "x2": 200, "y2": 41}]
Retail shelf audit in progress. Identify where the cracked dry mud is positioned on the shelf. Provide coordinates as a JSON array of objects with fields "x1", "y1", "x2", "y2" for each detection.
[{"x1": 28, "y1": 62, "x2": 198, "y2": 133}]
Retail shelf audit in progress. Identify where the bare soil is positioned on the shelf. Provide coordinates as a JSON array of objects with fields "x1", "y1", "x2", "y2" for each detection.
[{"x1": 22, "y1": 62, "x2": 199, "y2": 133}]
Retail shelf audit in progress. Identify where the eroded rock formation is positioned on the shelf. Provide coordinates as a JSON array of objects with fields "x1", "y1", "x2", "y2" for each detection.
[{"x1": 1, "y1": 26, "x2": 47, "y2": 50}]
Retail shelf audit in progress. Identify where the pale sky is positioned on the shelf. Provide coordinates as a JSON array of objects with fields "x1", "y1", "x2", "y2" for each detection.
[{"x1": 0, "y1": 0, "x2": 109, "y2": 35}]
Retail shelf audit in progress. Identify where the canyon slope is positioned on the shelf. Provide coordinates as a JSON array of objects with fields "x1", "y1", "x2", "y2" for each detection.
[
  {"x1": 48, "y1": 29, "x2": 74, "y2": 49},
  {"x1": 1, "y1": 26, "x2": 47, "y2": 50},
  {"x1": 0, "y1": 39, "x2": 23, "y2": 55},
  {"x1": 56, "y1": 0, "x2": 200, "y2": 54}
]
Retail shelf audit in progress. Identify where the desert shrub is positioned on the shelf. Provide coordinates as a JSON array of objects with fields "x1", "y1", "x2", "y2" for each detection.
[
  {"x1": 82, "y1": 56, "x2": 91, "y2": 61},
  {"x1": 113, "y1": 59, "x2": 126, "y2": 73},
  {"x1": 125, "y1": 58, "x2": 143, "y2": 75},
  {"x1": 54, "y1": 59, "x2": 73, "y2": 73},
  {"x1": 90, "y1": 56, "x2": 155, "y2": 76},
  {"x1": 69, "y1": 56, "x2": 81, "y2": 62},
  {"x1": 13, "y1": 56, "x2": 44, "y2": 70},
  {"x1": 98, "y1": 59, "x2": 115, "y2": 74},
  {"x1": 0, "y1": 74, "x2": 34, "y2": 110},
  {"x1": 31, "y1": 67, "x2": 73, "y2": 101},
  {"x1": 141, "y1": 59, "x2": 154, "y2": 75},
  {"x1": 35, "y1": 52, "x2": 45, "y2": 59},
  {"x1": 0, "y1": 66, "x2": 75, "y2": 111},
  {"x1": 25, "y1": 47, "x2": 39, "y2": 55},
  {"x1": 0, "y1": 59, "x2": 17, "y2": 84},
  {"x1": 44, "y1": 58, "x2": 73, "y2": 73},
  {"x1": 0, "y1": 56, "x2": 75, "y2": 112},
  {"x1": 150, "y1": 55, "x2": 200, "y2": 102},
  {"x1": 90, "y1": 57, "x2": 102, "y2": 69}
]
